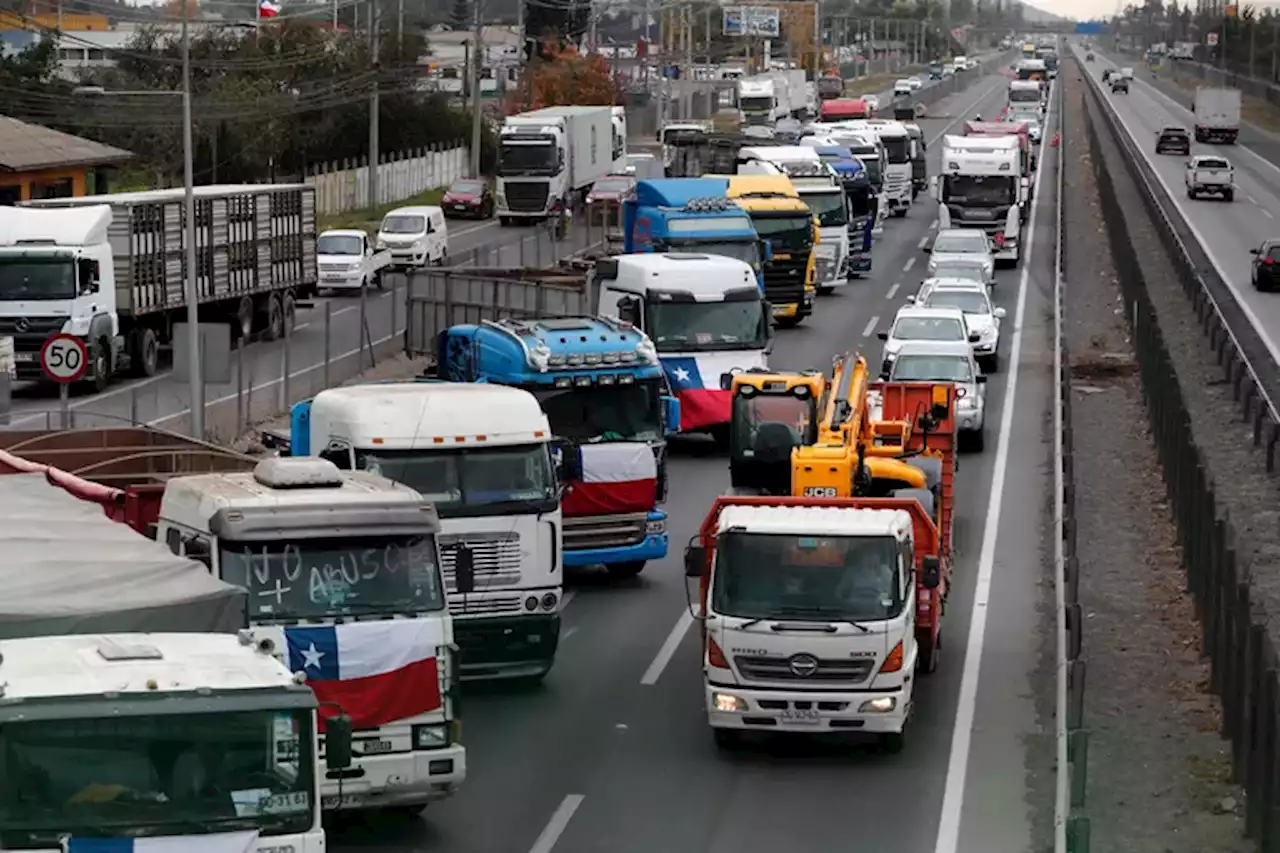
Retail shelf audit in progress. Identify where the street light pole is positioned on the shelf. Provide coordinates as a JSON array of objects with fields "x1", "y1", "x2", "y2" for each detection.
[{"x1": 181, "y1": 0, "x2": 204, "y2": 439}]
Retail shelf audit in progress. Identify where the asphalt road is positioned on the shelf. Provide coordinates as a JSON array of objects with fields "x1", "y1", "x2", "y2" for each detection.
[
  {"x1": 1083, "y1": 47, "x2": 1280, "y2": 369},
  {"x1": 319, "y1": 71, "x2": 1060, "y2": 853}
]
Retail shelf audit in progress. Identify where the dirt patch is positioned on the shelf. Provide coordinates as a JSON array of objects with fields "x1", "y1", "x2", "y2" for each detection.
[{"x1": 1059, "y1": 67, "x2": 1253, "y2": 853}]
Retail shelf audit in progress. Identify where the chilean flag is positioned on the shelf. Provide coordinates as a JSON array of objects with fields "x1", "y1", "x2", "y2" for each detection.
[
  {"x1": 286, "y1": 621, "x2": 442, "y2": 730},
  {"x1": 662, "y1": 351, "x2": 766, "y2": 431},
  {"x1": 67, "y1": 833, "x2": 259, "y2": 853},
  {"x1": 562, "y1": 442, "x2": 657, "y2": 516},
  {"x1": 258, "y1": 0, "x2": 280, "y2": 18}
]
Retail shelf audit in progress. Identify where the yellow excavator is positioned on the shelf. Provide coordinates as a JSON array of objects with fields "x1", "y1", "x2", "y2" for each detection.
[{"x1": 726, "y1": 354, "x2": 946, "y2": 500}]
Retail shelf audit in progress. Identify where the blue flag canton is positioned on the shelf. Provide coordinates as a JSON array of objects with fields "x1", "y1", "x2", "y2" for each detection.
[
  {"x1": 284, "y1": 625, "x2": 340, "y2": 680},
  {"x1": 661, "y1": 356, "x2": 703, "y2": 391}
]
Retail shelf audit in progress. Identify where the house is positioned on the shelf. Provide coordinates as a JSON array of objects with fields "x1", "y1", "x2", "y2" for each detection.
[{"x1": 0, "y1": 116, "x2": 133, "y2": 204}]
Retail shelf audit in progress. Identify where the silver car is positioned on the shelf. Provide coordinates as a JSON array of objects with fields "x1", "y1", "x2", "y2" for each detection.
[
  {"x1": 908, "y1": 281, "x2": 1007, "y2": 372},
  {"x1": 1007, "y1": 111, "x2": 1043, "y2": 144},
  {"x1": 927, "y1": 229, "x2": 996, "y2": 281},
  {"x1": 922, "y1": 261, "x2": 993, "y2": 288},
  {"x1": 886, "y1": 339, "x2": 988, "y2": 451},
  {"x1": 877, "y1": 305, "x2": 977, "y2": 372}
]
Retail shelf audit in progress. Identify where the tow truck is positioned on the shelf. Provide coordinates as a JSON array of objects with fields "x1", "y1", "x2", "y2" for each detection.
[{"x1": 683, "y1": 381, "x2": 955, "y2": 752}]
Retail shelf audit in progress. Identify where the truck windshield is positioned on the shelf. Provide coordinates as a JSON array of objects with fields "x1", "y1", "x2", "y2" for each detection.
[
  {"x1": 647, "y1": 299, "x2": 767, "y2": 352},
  {"x1": 881, "y1": 138, "x2": 910, "y2": 164},
  {"x1": 943, "y1": 175, "x2": 1015, "y2": 206},
  {"x1": 674, "y1": 239, "x2": 760, "y2": 267},
  {"x1": 381, "y1": 215, "x2": 425, "y2": 234},
  {"x1": 0, "y1": 257, "x2": 76, "y2": 301},
  {"x1": 740, "y1": 96, "x2": 773, "y2": 112},
  {"x1": 316, "y1": 235, "x2": 363, "y2": 255},
  {"x1": 847, "y1": 152, "x2": 881, "y2": 184},
  {"x1": 731, "y1": 394, "x2": 816, "y2": 453},
  {"x1": 533, "y1": 379, "x2": 662, "y2": 442},
  {"x1": 1009, "y1": 90, "x2": 1040, "y2": 103},
  {"x1": 0, "y1": 708, "x2": 314, "y2": 847},
  {"x1": 356, "y1": 445, "x2": 557, "y2": 519},
  {"x1": 712, "y1": 532, "x2": 904, "y2": 622},
  {"x1": 220, "y1": 533, "x2": 446, "y2": 620},
  {"x1": 499, "y1": 142, "x2": 558, "y2": 176},
  {"x1": 800, "y1": 191, "x2": 848, "y2": 228},
  {"x1": 751, "y1": 214, "x2": 812, "y2": 254}
]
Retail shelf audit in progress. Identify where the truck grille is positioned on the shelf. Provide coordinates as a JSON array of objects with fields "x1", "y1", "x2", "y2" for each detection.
[
  {"x1": 504, "y1": 182, "x2": 549, "y2": 213},
  {"x1": 0, "y1": 316, "x2": 66, "y2": 353},
  {"x1": 735, "y1": 654, "x2": 876, "y2": 683},
  {"x1": 319, "y1": 263, "x2": 353, "y2": 273},
  {"x1": 763, "y1": 255, "x2": 808, "y2": 306},
  {"x1": 563, "y1": 513, "x2": 647, "y2": 551},
  {"x1": 449, "y1": 593, "x2": 526, "y2": 617},
  {"x1": 439, "y1": 533, "x2": 523, "y2": 594},
  {"x1": 886, "y1": 174, "x2": 910, "y2": 193}
]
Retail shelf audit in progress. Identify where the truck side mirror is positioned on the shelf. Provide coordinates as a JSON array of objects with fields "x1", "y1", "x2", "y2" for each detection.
[
  {"x1": 325, "y1": 714, "x2": 354, "y2": 770},
  {"x1": 762, "y1": 239, "x2": 774, "y2": 262},
  {"x1": 454, "y1": 545, "x2": 476, "y2": 594},
  {"x1": 968, "y1": 332, "x2": 981, "y2": 343},
  {"x1": 928, "y1": 176, "x2": 940, "y2": 202},
  {"x1": 685, "y1": 544, "x2": 707, "y2": 578},
  {"x1": 975, "y1": 374, "x2": 988, "y2": 384},
  {"x1": 551, "y1": 439, "x2": 580, "y2": 483},
  {"x1": 617, "y1": 295, "x2": 642, "y2": 327},
  {"x1": 662, "y1": 395, "x2": 682, "y2": 436},
  {"x1": 921, "y1": 555, "x2": 941, "y2": 589},
  {"x1": 876, "y1": 331, "x2": 889, "y2": 341}
]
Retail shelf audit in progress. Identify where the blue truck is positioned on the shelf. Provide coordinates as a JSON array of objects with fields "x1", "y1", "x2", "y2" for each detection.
[
  {"x1": 623, "y1": 177, "x2": 767, "y2": 290},
  {"x1": 815, "y1": 148, "x2": 875, "y2": 275},
  {"x1": 435, "y1": 315, "x2": 682, "y2": 579}
]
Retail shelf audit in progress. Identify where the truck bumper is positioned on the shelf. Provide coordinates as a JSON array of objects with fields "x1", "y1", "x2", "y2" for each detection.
[
  {"x1": 849, "y1": 254, "x2": 873, "y2": 274},
  {"x1": 453, "y1": 613, "x2": 560, "y2": 681},
  {"x1": 562, "y1": 510, "x2": 669, "y2": 568},
  {"x1": 320, "y1": 744, "x2": 467, "y2": 810},
  {"x1": 705, "y1": 682, "x2": 911, "y2": 735},
  {"x1": 388, "y1": 250, "x2": 429, "y2": 268},
  {"x1": 318, "y1": 271, "x2": 366, "y2": 289},
  {"x1": 955, "y1": 404, "x2": 985, "y2": 433}
]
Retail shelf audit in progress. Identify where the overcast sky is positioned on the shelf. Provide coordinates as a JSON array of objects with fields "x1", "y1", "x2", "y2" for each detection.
[{"x1": 1021, "y1": 0, "x2": 1113, "y2": 22}]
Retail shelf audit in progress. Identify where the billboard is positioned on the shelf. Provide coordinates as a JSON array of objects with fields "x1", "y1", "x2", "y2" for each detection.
[
  {"x1": 723, "y1": 6, "x2": 781, "y2": 38},
  {"x1": 1075, "y1": 21, "x2": 1104, "y2": 34}
]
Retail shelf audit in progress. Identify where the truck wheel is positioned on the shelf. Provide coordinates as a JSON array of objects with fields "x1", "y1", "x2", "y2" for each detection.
[
  {"x1": 970, "y1": 428, "x2": 986, "y2": 453},
  {"x1": 131, "y1": 327, "x2": 159, "y2": 378},
  {"x1": 282, "y1": 292, "x2": 297, "y2": 337},
  {"x1": 713, "y1": 729, "x2": 742, "y2": 751},
  {"x1": 880, "y1": 731, "x2": 906, "y2": 754},
  {"x1": 374, "y1": 270, "x2": 385, "y2": 291},
  {"x1": 606, "y1": 561, "x2": 646, "y2": 579},
  {"x1": 234, "y1": 296, "x2": 254, "y2": 343},
  {"x1": 774, "y1": 316, "x2": 802, "y2": 329},
  {"x1": 92, "y1": 336, "x2": 112, "y2": 393},
  {"x1": 263, "y1": 294, "x2": 285, "y2": 342},
  {"x1": 1225, "y1": 190, "x2": 1235, "y2": 202},
  {"x1": 708, "y1": 424, "x2": 731, "y2": 449},
  {"x1": 499, "y1": 216, "x2": 512, "y2": 227},
  {"x1": 917, "y1": 631, "x2": 940, "y2": 674}
]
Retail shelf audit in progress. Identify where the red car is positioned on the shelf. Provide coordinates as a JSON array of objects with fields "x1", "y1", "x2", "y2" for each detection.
[{"x1": 441, "y1": 178, "x2": 494, "y2": 219}]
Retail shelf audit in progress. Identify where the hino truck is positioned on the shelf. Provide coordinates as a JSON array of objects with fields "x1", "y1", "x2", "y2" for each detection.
[
  {"x1": 436, "y1": 316, "x2": 681, "y2": 578},
  {"x1": 934, "y1": 135, "x2": 1026, "y2": 266},
  {"x1": 0, "y1": 428, "x2": 467, "y2": 815},
  {"x1": 2, "y1": 185, "x2": 317, "y2": 390},
  {"x1": 1194, "y1": 87, "x2": 1241, "y2": 144},
  {"x1": 497, "y1": 105, "x2": 615, "y2": 224},
  {"x1": 0, "y1": 468, "x2": 332, "y2": 853}
]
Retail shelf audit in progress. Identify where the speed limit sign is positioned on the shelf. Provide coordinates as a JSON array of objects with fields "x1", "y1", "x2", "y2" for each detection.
[{"x1": 40, "y1": 334, "x2": 88, "y2": 383}]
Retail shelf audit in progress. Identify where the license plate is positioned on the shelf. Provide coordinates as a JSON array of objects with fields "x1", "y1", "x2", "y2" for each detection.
[
  {"x1": 782, "y1": 708, "x2": 821, "y2": 724},
  {"x1": 359, "y1": 739, "x2": 394, "y2": 754},
  {"x1": 321, "y1": 794, "x2": 364, "y2": 809},
  {"x1": 12, "y1": 352, "x2": 34, "y2": 362},
  {"x1": 322, "y1": 273, "x2": 347, "y2": 281}
]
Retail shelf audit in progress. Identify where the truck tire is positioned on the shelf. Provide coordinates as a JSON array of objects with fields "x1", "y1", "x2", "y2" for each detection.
[
  {"x1": 282, "y1": 291, "x2": 297, "y2": 337},
  {"x1": 131, "y1": 327, "x2": 159, "y2": 378},
  {"x1": 499, "y1": 216, "x2": 512, "y2": 227},
  {"x1": 234, "y1": 296, "x2": 254, "y2": 343},
  {"x1": 92, "y1": 336, "x2": 112, "y2": 393},
  {"x1": 606, "y1": 561, "x2": 646, "y2": 579},
  {"x1": 263, "y1": 294, "x2": 285, "y2": 342},
  {"x1": 1225, "y1": 190, "x2": 1235, "y2": 202},
  {"x1": 917, "y1": 631, "x2": 940, "y2": 674}
]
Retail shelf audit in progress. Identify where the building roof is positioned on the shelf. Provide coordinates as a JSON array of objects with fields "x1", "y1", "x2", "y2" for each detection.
[{"x1": 0, "y1": 115, "x2": 132, "y2": 172}]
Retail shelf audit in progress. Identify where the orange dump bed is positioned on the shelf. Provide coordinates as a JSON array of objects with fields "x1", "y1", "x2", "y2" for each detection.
[{"x1": 819, "y1": 98, "x2": 869, "y2": 121}]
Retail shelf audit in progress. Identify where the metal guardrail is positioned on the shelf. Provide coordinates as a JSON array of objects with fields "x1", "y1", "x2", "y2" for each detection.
[{"x1": 1079, "y1": 49, "x2": 1280, "y2": 851}]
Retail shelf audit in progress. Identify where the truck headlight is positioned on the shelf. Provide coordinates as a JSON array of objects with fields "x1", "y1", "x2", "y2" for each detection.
[
  {"x1": 713, "y1": 692, "x2": 747, "y2": 712},
  {"x1": 859, "y1": 697, "x2": 897, "y2": 713},
  {"x1": 412, "y1": 724, "x2": 449, "y2": 748},
  {"x1": 646, "y1": 518, "x2": 666, "y2": 534},
  {"x1": 347, "y1": 263, "x2": 362, "y2": 272}
]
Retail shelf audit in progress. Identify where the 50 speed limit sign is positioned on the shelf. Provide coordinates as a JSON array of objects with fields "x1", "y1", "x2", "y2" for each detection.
[{"x1": 40, "y1": 333, "x2": 89, "y2": 383}]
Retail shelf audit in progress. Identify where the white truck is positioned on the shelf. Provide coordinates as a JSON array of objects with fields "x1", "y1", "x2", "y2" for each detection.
[
  {"x1": 844, "y1": 119, "x2": 914, "y2": 216},
  {"x1": 934, "y1": 134, "x2": 1026, "y2": 265},
  {"x1": 0, "y1": 185, "x2": 316, "y2": 390},
  {"x1": 283, "y1": 382, "x2": 565, "y2": 682},
  {"x1": 806, "y1": 130, "x2": 891, "y2": 235},
  {"x1": 0, "y1": 469, "x2": 332, "y2": 853},
  {"x1": 316, "y1": 228, "x2": 392, "y2": 293},
  {"x1": 1185, "y1": 154, "x2": 1236, "y2": 201},
  {"x1": 738, "y1": 77, "x2": 780, "y2": 126},
  {"x1": 612, "y1": 106, "x2": 628, "y2": 173},
  {"x1": 1194, "y1": 87, "x2": 1241, "y2": 144},
  {"x1": 497, "y1": 105, "x2": 614, "y2": 225},
  {"x1": 778, "y1": 69, "x2": 808, "y2": 118}
]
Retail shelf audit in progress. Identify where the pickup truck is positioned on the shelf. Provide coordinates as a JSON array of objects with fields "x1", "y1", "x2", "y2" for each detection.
[
  {"x1": 316, "y1": 228, "x2": 392, "y2": 292},
  {"x1": 1185, "y1": 155, "x2": 1235, "y2": 201}
]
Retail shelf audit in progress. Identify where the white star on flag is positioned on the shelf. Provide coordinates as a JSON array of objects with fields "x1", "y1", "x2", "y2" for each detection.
[
  {"x1": 673, "y1": 367, "x2": 690, "y2": 382},
  {"x1": 301, "y1": 643, "x2": 325, "y2": 669}
]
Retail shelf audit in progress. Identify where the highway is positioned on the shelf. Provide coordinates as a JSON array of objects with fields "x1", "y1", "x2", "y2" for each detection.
[
  {"x1": 1082, "y1": 48, "x2": 1280, "y2": 367},
  {"x1": 321, "y1": 71, "x2": 1060, "y2": 853}
]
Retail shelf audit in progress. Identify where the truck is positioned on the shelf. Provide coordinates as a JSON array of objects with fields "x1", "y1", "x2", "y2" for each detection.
[
  {"x1": 963, "y1": 120, "x2": 1035, "y2": 202},
  {"x1": 623, "y1": 177, "x2": 767, "y2": 289},
  {"x1": 0, "y1": 427, "x2": 466, "y2": 814},
  {"x1": 738, "y1": 77, "x2": 781, "y2": 126},
  {"x1": 280, "y1": 382, "x2": 563, "y2": 682},
  {"x1": 435, "y1": 316, "x2": 680, "y2": 578},
  {"x1": 497, "y1": 105, "x2": 615, "y2": 224},
  {"x1": 812, "y1": 130, "x2": 890, "y2": 235},
  {"x1": 683, "y1": 382, "x2": 956, "y2": 752},
  {"x1": 934, "y1": 134, "x2": 1026, "y2": 266},
  {"x1": 845, "y1": 120, "x2": 914, "y2": 217},
  {"x1": 813, "y1": 148, "x2": 876, "y2": 275},
  {"x1": 817, "y1": 98, "x2": 870, "y2": 123},
  {"x1": 0, "y1": 467, "x2": 333, "y2": 851},
  {"x1": 316, "y1": 228, "x2": 391, "y2": 293},
  {"x1": 1194, "y1": 87, "x2": 1241, "y2": 144},
  {"x1": 2, "y1": 185, "x2": 317, "y2": 390},
  {"x1": 722, "y1": 174, "x2": 818, "y2": 327}
]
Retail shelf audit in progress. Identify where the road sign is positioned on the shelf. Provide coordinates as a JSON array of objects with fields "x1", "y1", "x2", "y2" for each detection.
[{"x1": 40, "y1": 334, "x2": 88, "y2": 383}]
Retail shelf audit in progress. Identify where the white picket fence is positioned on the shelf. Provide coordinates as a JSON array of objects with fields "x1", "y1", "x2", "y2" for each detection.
[{"x1": 306, "y1": 142, "x2": 470, "y2": 215}]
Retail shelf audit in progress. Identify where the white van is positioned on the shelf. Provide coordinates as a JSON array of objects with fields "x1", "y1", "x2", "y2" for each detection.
[{"x1": 376, "y1": 205, "x2": 448, "y2": 269}]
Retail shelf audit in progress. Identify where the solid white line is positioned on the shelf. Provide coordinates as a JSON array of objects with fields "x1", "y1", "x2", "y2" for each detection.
[
  {"x1": 561, "y1": 590, "x2": 577, "y2": 610},
  {"x1": 860, "y1": 315, "x2": 880, "y2": 337},
  {"x1": 903, "y1": 257, "x2": 917, "y2": 272},
  {"x1": 1248, "y1": 194, "x2": 1259, "y2": 204},
  {"x1": 886, "y1": 282, "x2": 901, "y2": 299},
  {"x1": 528, "y1": 794, "x2": 585, "y2": 853},
  {"x1": 640, "y1": 610, "x2": 694, "y2": 686},
  {"x1": 932, "y1": 74, "x2": 1057, "y2": 853}
]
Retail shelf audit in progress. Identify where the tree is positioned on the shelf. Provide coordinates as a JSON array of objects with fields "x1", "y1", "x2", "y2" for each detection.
[
  {"x1": 450, "y1": 0, "x2": 470, "y2": 31},
  {"x1": 506, "y1": 41, "x2": 621, "y2": 111}
]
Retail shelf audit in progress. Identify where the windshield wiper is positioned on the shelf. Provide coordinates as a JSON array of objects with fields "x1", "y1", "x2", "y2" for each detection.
[{"x1": 775, "y1": 606, "x2": 872, "y2": 632}]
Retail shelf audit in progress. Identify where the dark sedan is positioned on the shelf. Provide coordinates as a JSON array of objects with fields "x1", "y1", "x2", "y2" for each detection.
[
  {"x1": 1155, "y1": 126, "x2": 1191, "y2": 155},
  {"x1": 1111, "y1": 77, "x2": 1129, "y2": 94},
  {"x1": 441, "y1": 178, "x2": 494, "y2": 219},
  {"x1": 1251, "y1": 240, "x2": 1280, "y2": 291}
]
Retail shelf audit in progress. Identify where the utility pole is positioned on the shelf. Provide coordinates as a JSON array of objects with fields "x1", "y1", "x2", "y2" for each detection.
[
  {"x1": 368, "y1": 0, "x2": 380, "y2": 210},
  {"x1": 470, "y1": 0, "x2": 483, "y2": 177},
  {"x1": 684, "y1": 4, "x2": 693, "y2": 119},
  {"x1": 397, "y1": 0, "x2": 404, "y2": 50},
  {"x1": 180, "y1": 0, "x2": 202, "y2": 439}
]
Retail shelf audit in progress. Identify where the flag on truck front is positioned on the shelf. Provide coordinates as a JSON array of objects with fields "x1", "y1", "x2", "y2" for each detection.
[
  {"x1": 67, "y1": 833, "x2": 260, "y2": 853},
  {"x1": 286, "y1": 621, "x2": 442, "y2": 729},
  {"x1": 661, "y1": 354, "x2": 743, "y2": 431},
  {"x1": 562, "y1": 442, "x2": 658, "y2": 516},
  {"x1": 258, "y1": 0, "x2": 280, "y2": 18}
]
